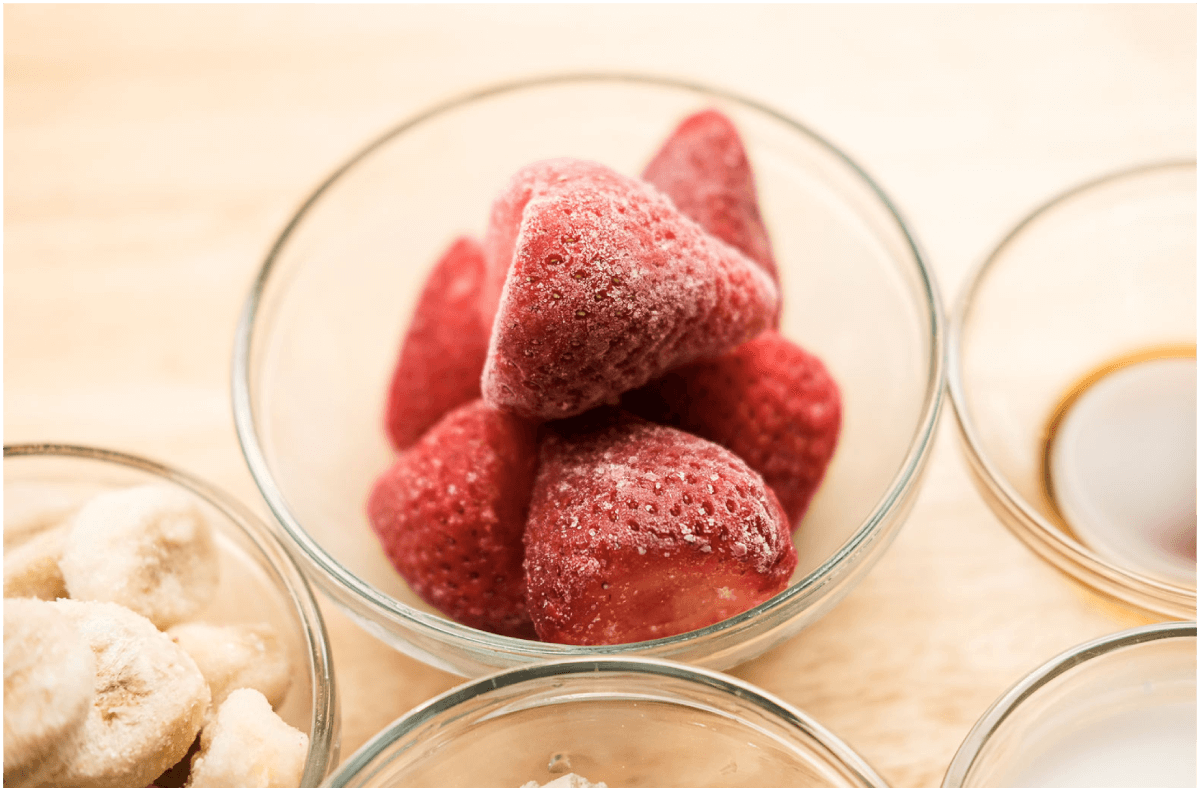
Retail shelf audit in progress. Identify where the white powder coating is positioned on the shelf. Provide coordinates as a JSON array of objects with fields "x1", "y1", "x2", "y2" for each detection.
[
  {"x1": 538, "y1": 417, "x2": 785, "y2": 573},
  {"x1": 3, "y1": 523, "x2": 70, "y2": 600},
  {"x1": 524, "y1": 411, "x2": 796, "y2": 644},
  {"x1": 641, "y1": 108, "x2": 779, "y2": 286},
  {"x1": 186, "y1": 688, "x2": 308, "y2": 788},
  {"x1": 481, "y1": 158, "x2": 779, "y2": 421},
  {"x1": 60, "y1": 484, "x2": 220, "y2": 630},
  {"x1": 48, "y1": 598, "x2": 211, "y2": 788},
  {"x1": 521, "y1": 772, "x2": 608, "y2": 788},
  {"x1": 3, "y1": 598, "x2": 96, "y2": 787},
  {"x1": 168, "y1": 621, "x2": 292, "y2": 709}
]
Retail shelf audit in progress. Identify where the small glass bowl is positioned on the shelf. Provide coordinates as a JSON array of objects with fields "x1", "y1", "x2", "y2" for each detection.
[
  {"x1": 948, "y1": 161, "x2": 1196, "y2": 618},
  {"x1": 943, "y1": 621, "x2": 1196, "y2": 787},
  {"x1": 3, "y1": 443, "x2": 340, "y2": 785},
  {"x1": 327, "y1": 657, "x2": 885, "y2": 787},
  {"x1": 233, "y1": 73, "x2": 944, "y2": 675}
]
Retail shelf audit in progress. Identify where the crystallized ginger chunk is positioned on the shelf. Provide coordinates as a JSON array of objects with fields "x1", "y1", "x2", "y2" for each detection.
[
  {"x1": 168, "y1": 621, "x2": 291, "y2": 709},
  {"x1": 3, "y1": 598, "x2": 96, "y2": 787},
  {"x1": 3, "y1": 524, "x2": 70, "y2": 600},
  {"x1": 60, "y1": 484, "x2": 219, "y2": 630},
  {"x1": 50, "y1": 598, "x2": 210, "y2": 788},
  {"x1": 187, "y1": 688, "x2": 308, "y2": 788}
]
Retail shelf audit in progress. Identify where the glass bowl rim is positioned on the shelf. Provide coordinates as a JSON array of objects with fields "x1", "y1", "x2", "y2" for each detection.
[
  {"x1": 941, "y1": 620, "x2": 1197, "y2": 787},
  {"x1": 230, "y1": 71, "x2": 946, "y2": 655},
  {"x1": 326, "y1": 655, "x2": 887, "y2": 788},
  {"x1": 3, "y1": 442, "x2": 340, "y2": 786},
  {"x1": 945, "y1": 159, "x2": 1198, "y2": 616}
]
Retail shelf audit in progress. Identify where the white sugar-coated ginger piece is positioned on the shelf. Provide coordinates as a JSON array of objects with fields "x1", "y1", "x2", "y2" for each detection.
[
  {"x1": 187, "y1": 688, "x2": 308, "y2": 788},
  {"x1": 3, "y1": 598, "x2": 96, "y2": 787},
  {"x1": 60, "y1": 484, "x2": 219, "y2": 630},
  {"x1": 168, "y1": 621, "x2": 292, "y2": 709},
  {"x1": 521, "y1": 774, "x2": 608, "y2": 788},
  {"x1": 3, "y1": 524, "x2": 70, "y2": 600},
  {"x1": 48, "y1": 598, "x2": 210, "y2": 788}
]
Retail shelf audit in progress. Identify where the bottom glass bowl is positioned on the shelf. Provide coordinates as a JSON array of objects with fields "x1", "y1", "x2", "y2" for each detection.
[
  {"x1": 948, "y1": 160, "x2": 1197, "y2": 617},
  {"x1": 328, "y1": 657, "x2": 885, "y2": 788},
  {"x1": 3, "y1": 444, "x2": 340, "y2": 786},
  {"x1": 944, "y1": 621, "x2": 1196, "y2": 787}
]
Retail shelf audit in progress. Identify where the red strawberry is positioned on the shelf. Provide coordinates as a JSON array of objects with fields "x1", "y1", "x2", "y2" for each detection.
[
  {"x1": 480, "y1": 163, "x2": 543, "y2": 324},
  {"x1": 623, "y1": 330, "x2": 841, "y2": 525},
  {"x1": 368, "y1": 400, "x2": 538, "y2": 638},
  {"x1": 481, "y1": 159, "x2": 780, "y2": 421},
  {"x1": 643, "y1": 108, "x2": 779, "y2": 287},
  {"x1": 384, "y1": 236, "x2": 491, "y2": 450},
  {"x1": 524, "y1": 409, "x2": 796, "y2": 645}
]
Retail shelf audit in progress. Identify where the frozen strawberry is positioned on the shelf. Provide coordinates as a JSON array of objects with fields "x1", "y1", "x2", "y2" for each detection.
[
  {"x1": 480, "y1": 162, "x2": 554, "y2": 325},
  {"x1": 384, "y1": 236, "x2": 491, "y2": 450},
  {"x1": 482, "y1": 159, "x2": 780, "y2": 421},
  {"x1": 368, "y1": 399, "x2": 538, "y2": 638},
  {"x1": 524, "y1": 409, "x2": 796, "y2": 645},
  {"x1": 623, "y1": 330, "x2": 841, "y2": 524},
  {"x1": 643, "y1": 109, "x2": 779, "y2": 286}
]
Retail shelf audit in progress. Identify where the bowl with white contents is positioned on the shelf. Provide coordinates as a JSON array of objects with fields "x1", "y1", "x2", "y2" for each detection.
[
  {"x1": 327, "y1": 657, "x2": 886, "y2": 788},
  {"x1": 948, "y1": 160, "x2": 1196, "y2": 618},
  {"x1": 233, "y1": 73, "x2": 945, "y2": 676},
  {"x1": 3, "y1": 443, "x2": 339, "y2": 787},
  {"x1": 943, "y1": 621, "x2": 1196, "y2": 787}
]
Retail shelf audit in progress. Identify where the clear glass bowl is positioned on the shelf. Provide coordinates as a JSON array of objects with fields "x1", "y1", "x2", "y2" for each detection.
[
  {"x1": 327, "y1": 657, "x2": 886, "y2": 787},
  {"x1": 948, "y1": 161, "x2": 1197, "y2": 618},
  {"x1": 943, "y1": 621, "x2": 1196, "y2": 787},
  {"x1": 233, "y1": 73, "x2": 945, "y2": 675},
  {"x1": 3, "y1": 443, "x2": 340, "y2": 785}
]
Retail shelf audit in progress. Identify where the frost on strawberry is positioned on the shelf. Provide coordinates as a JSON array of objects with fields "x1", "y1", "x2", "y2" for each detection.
[
  {"x1": 623, "y1": 330, "x2": 841, "y2": 526},
  {"x1": 523, "y1": 409, "x2": 796, "y2": 645},
  {"x1": 368, "y1": 400, "x2": 538, "y2": 638},
  {"x1": 481, "y1": 159, "x2": 780, "y2": 422},
  {"x1": 384, "y1": 236, "x2": 492, "y2": 450},
  {"x1": 643, "y1": 108, "x2": 779, "y2": 287}
]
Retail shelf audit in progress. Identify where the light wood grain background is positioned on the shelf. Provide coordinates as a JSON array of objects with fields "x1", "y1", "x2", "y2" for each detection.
[{"x1": 5, "y1": 6, "x2": 1195, "y2": 787}]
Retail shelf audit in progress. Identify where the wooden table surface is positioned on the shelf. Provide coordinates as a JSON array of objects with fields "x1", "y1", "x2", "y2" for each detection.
[{"x1": 5, "y1": 6, "x2": 1195, "y2": 787}]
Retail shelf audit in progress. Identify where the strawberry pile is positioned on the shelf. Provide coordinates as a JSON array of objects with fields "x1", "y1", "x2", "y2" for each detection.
[{"x1": 371, "y1": 109, "x2": 842, "y2": 644}]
